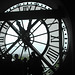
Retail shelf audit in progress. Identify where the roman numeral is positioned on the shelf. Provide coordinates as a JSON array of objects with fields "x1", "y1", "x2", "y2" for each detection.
[
  {"x1": 46, "y1": 47, "x2": 59, "y2": 63},
  {"x1": 1, "y1": 47, "x2": 5, "y2": 52},
  {"x1": 28, "y1": 6, "x2": 32, "y2": 11},
  {"x1": 51, "y1": 35, "x2": 59, "y2": 42},
  {"x1": 0, "y1": 37, "x2": 4, "y2": 42},
  {"x1": 0, "y1": 21, "x2": 6, "y2": 31},
  {"x1": 23, "y1": 7, "x2": 27, "y2": 11},
  {"x1": 34, "y1": 5, "x2": 37, "y2": 10},
  {"x1": 50, "y1": 29, "x2": 59, "y2": 33},
  {"x1": 23, "y1": 6, "x2": 32, "y2": 11},
  {"x1": 47, "y1": 19, "x2": 58, "y2": 28},
  {"x1": 3, "y1": 24, "x2": 9, "y2": 29},
  {"x1": 0, "y1": 22, "x2": 2, "y2": 28}
]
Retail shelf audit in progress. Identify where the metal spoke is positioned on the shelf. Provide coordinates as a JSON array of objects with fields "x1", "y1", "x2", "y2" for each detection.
[
  {"x1": 30, "y1": 32, "x2": 47, "y2": 38},
  {"x1": 41, "y1": 19, "x2": 58, "y2": 28},
  {"x1": 0, "y1": 21, "x2": 6, "y2": 31},
  {"x1": 28, "y1": 47, "x2": 30, "y2": 56},
  {"x1": 31, "y1": 40, "x2": 46, "y2": 45},
  {"x1": 21, "y1": 20, "x2": 24, "y2": 28},
  {"x1": 4, "y1": 37, "x2": 20, "y2": 55},
  {"x1": 27, "y1": 19, "x2": 32, "y2": 29},
  {"x1": 49, "y1": 44, "x2": 59, "y2": 49},
  {"x1": 18, "y1": 6, "x2": 24, "y2": 28},
  {"x1": 1, "y1": 31, "x2": 18, "y2": 37},
  {"x1": 7, "y1": 21, "x2": 21, "y2": 36},
  {"x1": 27, "y1": 19, "x2": 39, "y2": 31},
  {"x1": 20, "y1": 46, "x2": 24, "y2": 59},
  {"x1": 11, "y1": 42, "x2": 23, "y2": 54},
  {"x1": 48, "y1": 21, "x2": 58, "y2": 28},
  {"x1": 27, "y1": 19, "x2": 32, "y2": 33},
  {"x1": 0, "y1": 42, "x2": 15, "y2": 47},
  {"x1": 50, "y1": 29, "x2": 59, "y2": 33},
  {"x1": 30, "y1": 22, "x2": 42, "y2": 35},
  {"x1": 30, "y1": 19, "x2": 47, "y2": 35}
]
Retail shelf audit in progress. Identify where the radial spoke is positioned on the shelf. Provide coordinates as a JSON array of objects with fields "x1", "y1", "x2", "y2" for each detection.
[
  {"x1": 30, "y1": 32, "x2": 47, "y2": 38},
  {"x1": 7, "y1": 21, "x2": 21, "y2": 36},
  {"x1": 27, "y1": 19, "x2": 32, "y2": 33},
  {"x1": 27, "y1": 19, "x2": 40, "y2": 31},
  {"x1": 49, "y1": 44, "x2": 59, "y2": 49},
  {"x1": 20, "y1": 46, "x2": 24, "y2": 59},
  {"x1": 18, "y1": 5, "x2": 24, "y2": 28},
  {"x1": 0, "y1": 42, "x2": 15, "y2": 47},
  {"x1": 11, "y1": 45, "x2": 20, "y2": 54},
  {"x1": 48, "y1": 21, "x2": 58, "y2": 28},
  {"x1": 21, "y1": 20, "x2": 24, "y2": 28},
  {"x1": 11, "y1": 42, "x2": 23, "y2": 54},
  {"x1": 41, "y1": 19, "x2": 58, "y2": 28},
  {"x1": 31, "y1": 40, "x2": 46, "y2": 45},
  {"x1": 27, "y1": 19, "x2": 32, "y2": 29},
  {"x1": 1, "y1": 31, "x2": 18, "y2": 37},
  {"x1": 4, "y1": 37, "x2": 20, "y2": 55},
  {"x1": 50, "y1": 29, "x2": 59, "y2": 33},
  {"x1": 30, "y1": 19, "x2": 47, "y2": 35},
  {"x1": 28, "y1": 47, "x2": 30, "y2": 56},
  {"x1": 30, "y1": 22, "x2": 42, "y2": 35},
  {"x1": 0, "y1": 21, "x2": 6, "y2": 31}
]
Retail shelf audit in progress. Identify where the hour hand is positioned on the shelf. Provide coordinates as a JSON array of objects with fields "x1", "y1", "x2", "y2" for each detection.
[
  {"x1": 27, "y1": 19, "x2": 32, "y2": 32},
  {"x1": 16, "y1": 20, "x2": 26, "y2": 35}
]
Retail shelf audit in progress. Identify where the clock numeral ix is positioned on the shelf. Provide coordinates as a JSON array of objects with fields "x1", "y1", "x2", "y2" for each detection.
[
  {"x1": 46, "y1": 47, "x2": 59, "y2": 64},
  {"x1": 0, "y1": 37, "x2": 4, "y2": 42}
]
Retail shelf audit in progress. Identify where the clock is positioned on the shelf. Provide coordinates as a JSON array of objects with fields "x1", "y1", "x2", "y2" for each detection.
[{"x1": 0, "y1": 2, "x2": 69, "y2": 75}]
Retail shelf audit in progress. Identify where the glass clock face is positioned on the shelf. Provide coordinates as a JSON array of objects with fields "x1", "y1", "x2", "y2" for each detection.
[{"x1": 0, "y1": 2, "x2": 68, "y2": 75}]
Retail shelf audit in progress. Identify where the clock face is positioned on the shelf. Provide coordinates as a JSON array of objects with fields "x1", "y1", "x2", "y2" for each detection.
[{"x1": 0, "y1": 2, "x2": 68, "y2": 75}]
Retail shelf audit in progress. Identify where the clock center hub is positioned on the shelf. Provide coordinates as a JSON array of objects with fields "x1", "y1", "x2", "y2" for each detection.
[{"x1": 21, "y1": 31, "x2": 34, "y2": 45}]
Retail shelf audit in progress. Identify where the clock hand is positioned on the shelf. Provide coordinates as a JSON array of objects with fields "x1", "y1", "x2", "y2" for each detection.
[
  {"x1": 16, "y1": 20, "x2": 29, "y2": 38},
  {"x1": 16, "y1": 20, "x2": 26, "y2": 34},
  {"x1": 7, "y1": 21, "x2": 27, "y2": 39},
  {"x1": 16, "y1": 21, "x2": 30, "y2": 45},
  {"x1": 27, "y1": 19, "x2": 32, "y2": 32}
]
